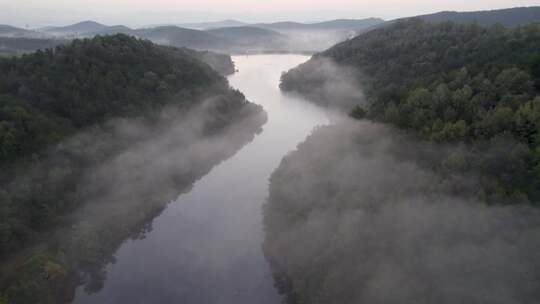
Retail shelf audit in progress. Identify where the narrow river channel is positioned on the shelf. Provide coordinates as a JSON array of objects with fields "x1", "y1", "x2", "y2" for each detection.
[{"x1": 73, "y1": 54, "x2": 330, "y2": 304}]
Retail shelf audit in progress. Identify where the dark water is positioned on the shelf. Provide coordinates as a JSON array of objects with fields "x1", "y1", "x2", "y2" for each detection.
[{"x1": 72, "y1": 54, "x2": 330, "y2": 304}]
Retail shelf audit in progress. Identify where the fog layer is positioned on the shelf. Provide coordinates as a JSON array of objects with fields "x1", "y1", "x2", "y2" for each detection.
[
  {"x1": 72, "y1": 54, "x2": 331, "y2": 304},
  {"x1": 264, "y1": 120, "x2": 540, "y2": 304},
  {"x1": 280, "y1": 56, "x2": 365, "y2": 110},
  {"x1": 1, "y1": 88, "x2": 266, "y2": 302}
]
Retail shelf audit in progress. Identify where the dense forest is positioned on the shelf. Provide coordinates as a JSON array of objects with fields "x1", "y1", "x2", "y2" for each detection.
[
  {"x1": 281, "y1": 19, "x2": 540, "y2": 204},
  {"x1": 0, "y1": 34, "x2": 225, "y2": 165},
  {"x1": 0, "y1": 34, "x2": 265, "y2": 303},
  {"x1": 416, "y1": 6, "x2": 540, "y2": 27},
  {"x1": 0, "y1": 38, "x2": 66, "y2": 56},
  {"x1": 270, "y1": 18, "x2": 540, "y2": 304},
  {"x1": 264, "y1": 121, "x2": 540, "y2": 304}
]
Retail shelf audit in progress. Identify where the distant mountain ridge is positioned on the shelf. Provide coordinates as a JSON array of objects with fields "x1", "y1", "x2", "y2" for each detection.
[
  {"x1": 3, "y1": 7, "x2": 540, "y2": 54},
  {"x1": 135, "y1": 26, "x2": 227, "y2": 49},
  {"x1": 0, "y1": 18, "x2": 386, "y2": 53},
  {"x1": 41, "y1": 20, "x2": 108, "y2": 35},
  {"x1": 0, "y1": 25, "x2": 42, "y2": 38},
  {"x1": 205, "y1": 26, "x2": 287, "y2": 49},
  {"x1": 176, "y1": 19, "x2": 247, "y2": 30},
  {"x1": 414, "y1": 6, "x2": 540, "y2": 27},
  {"x1": 255, "y1": 18, "x2": 384, "y2": 31}
]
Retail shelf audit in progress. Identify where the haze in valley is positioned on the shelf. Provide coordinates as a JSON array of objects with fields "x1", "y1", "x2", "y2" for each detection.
[{"x1": 2, "y1": 0, "x2": 539, "y2": 27}]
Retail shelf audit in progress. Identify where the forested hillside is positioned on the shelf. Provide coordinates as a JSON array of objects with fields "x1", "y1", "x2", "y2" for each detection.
[
  {"x1": 416, "y1": 6, "x2": 540, "y2": 27},
  {"x1": 264, "y1": 121, "x2": 540, "y2": 304},
  {"x1": 0, "y1": 34, "x2": 225, "y2": 165},
  {"x1": 270, "y1": 18, "x2": 540, "y2": 304},
  {"x1": 0, "y1": 34, "x2": 266, "y2": 303},
  {"x1": 281, "y1": 19, "x2": 540, "y2": 204},
  {"x1": 205, "y1": 26, "x2": 288, "y2": 50},
  {"x1": 0, "y1": 37, "x2": 66, "y2": 56},
  {"x1": 0, "y1": 26, "x2": 40, "y2": 38}
]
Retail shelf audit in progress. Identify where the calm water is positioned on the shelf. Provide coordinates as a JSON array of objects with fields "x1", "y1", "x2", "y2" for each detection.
[{"x1": 73, "y1": 54, "x2": 330, "y2": 304}]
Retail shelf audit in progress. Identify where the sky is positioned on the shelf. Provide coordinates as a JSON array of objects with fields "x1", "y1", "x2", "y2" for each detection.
[{"x1": 1, "y1": 0, "x2": 539, "y2": 28}]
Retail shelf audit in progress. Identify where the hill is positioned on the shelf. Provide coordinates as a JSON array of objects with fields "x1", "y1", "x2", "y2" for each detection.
[
  {"x1": 177, "y1": 19, "x2": 247, "y2": 30},
  {"x1": 133, "y1": 25, "x2": 291, "y2": 53},
  {"x1": 270, "y1": 19, "x2": 540, "y2": 304},
  {"x1": 255, "y1": 18, "x2": 385, "y2": 52},
  {"x1": 281, "y1": 19, "x2": 540, "y2": 203},
  {"x1": 0, "y1": 37, "x2": 67, "y2": 55},
  {"x1": 42, "y1": 21, "x2": 108, "y2": 35},
  {"x1": 135, "y1": 26, "x2": 227, "y2": 49},
  {"x1": 206, "y1": 26, "x2": 287, "y2": 50},
  {"x1": 15, "y1": 18, "x2": 385, "y2": 53},
  {"x1": 256, "y1": 18, "x2": 384, "y2": 32},
  {"x1": 264, "y1": 120, "x2": 540, "y2": 304},
  {"x1": 0, "y1": 34, "x2": 226, "y2": 160},
  {"x1": 86, "y1": 25, "x2": 134, "y2": 36},
  {"x1": 0, "y1": 34, "x2": 265, "y2": 303},
  {"x1": 0, "y1": 25, "x2": 41, "y2": 38},
  {"x1": 36, "y1": 23, "x2": 285, "y2": 52},
  {"x1": 416, "y1": 6, "x2": 540, "y2": 27}
]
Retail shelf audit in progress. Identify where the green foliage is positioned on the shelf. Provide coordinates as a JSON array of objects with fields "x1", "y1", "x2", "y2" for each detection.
[
  {"x1": 0, "y1": 37, "x2": 66, "y2": 56},
  {"x1": 5, "y1": 253, "x2": 67, "y2": 304},
  {"x1": 282, "y1": 20, "x2": 540, "y2": 203},
  {"x1": 0, "y1": 33, "x2": 264, "y2": 304},
  {"x1": 349, "y1": 106, "x2": 367, "y2": 119},
  {"x1": 0, "y1": 34, "x2": 222, "y2": 129},
  {"x1": 0, "y1": 34, "x2": 235, "y2": 251},
  {"x1": 417, "y1": 7, "x2": 540, "y2": 27},
  {"x1": 0, "y1": 94, "x2": 65, "y2": 164},
  {"x1": 0, "y1": 34, "x2": 226, "y2": 167}
]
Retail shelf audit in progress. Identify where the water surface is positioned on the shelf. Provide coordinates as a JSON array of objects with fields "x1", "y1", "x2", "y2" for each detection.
[{"x1": 73, "y1": 54, "x2": 330, "y2": 304}]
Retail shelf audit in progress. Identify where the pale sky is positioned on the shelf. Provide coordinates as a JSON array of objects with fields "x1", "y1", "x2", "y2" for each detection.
[{"x1": 1, "y1": 0, "x2": 539, "y2": 28}]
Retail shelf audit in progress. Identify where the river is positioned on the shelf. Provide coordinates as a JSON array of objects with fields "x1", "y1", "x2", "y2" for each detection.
[{"x1": 72, "y1": 54, "x2": 330, "y2": 304}]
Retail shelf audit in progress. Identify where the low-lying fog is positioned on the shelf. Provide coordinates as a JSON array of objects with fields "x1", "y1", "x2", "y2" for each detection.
[
  {"x1": 72, "y1": 55, "x2": 332, "y2": 303},
  {"x1": 266, "y1": 120, "x2": 540, "y2": 303}
]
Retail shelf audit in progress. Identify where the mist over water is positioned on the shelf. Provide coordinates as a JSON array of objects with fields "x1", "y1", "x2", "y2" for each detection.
[{"x1": 72, "y1": 54, "x2": 331, "y2": 304}]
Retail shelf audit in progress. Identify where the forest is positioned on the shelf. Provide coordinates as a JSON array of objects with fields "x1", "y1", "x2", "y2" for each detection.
[
  {"x1": 2, "y1": 5, "x2": 540, "y2": 304},
  {"x1": 0, "y1": 38, "x2": 66, "y2": 56},
  {"x1": 280, "y1": 19, "x2": 540, "y2": 204},
  {"x1": 264, "y1": 121, "x2": 540, "y2": 304},
  {"x1": 0, "y1": 34, "x2": 226, "y2": 164},
  {"x1": 0, "y1": 34, "x2": 265, "y2": 303},
  {"x1": 267, "y1": 19, "x2": 540, "y2": 304}
]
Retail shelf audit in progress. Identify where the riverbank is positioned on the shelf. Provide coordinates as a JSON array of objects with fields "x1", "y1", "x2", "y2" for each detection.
[{"x1": 0, "y1": 89, "x2": 267, "y2": 303}]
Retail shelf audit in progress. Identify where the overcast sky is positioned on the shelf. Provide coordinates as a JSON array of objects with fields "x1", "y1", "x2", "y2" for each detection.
[{"x1": 2, "y1": 0, "x2": 539, "y2": 27}]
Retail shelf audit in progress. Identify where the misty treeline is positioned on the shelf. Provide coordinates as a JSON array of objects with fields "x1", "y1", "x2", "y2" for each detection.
[
  {"x1": 0, "y1": 34, "x2": 265, "y2": 303},
  {"x1": 0, "y1": 34, "x2": 231, "y2": 165},
  {"x1": 281, "y1": 19, "x2": 540, "y2": 204},
  {"x1": 268, "y1": 18, "x2": 540, "y2": 304},
  {"x1": 264, "y1": 121, "x2": 540, "y2": 304},
  {"x1": 0, "y1": 38, "x2": 66, "y2": 57}
]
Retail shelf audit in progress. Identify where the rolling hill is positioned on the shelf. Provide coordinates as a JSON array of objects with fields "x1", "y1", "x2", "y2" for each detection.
[
  {"x1": 256, "y1": 18, "x2": 384, "y2": 32},
  {"x1": 41, "y1": 20, "x2": 108, "y2": 35},
  {"x1": 177, "y1": 19, "x2": 247, "y2": 30},
  {"x1": 0, "y1": 34, "x2": 266, "y2": 303},
  {"x1": 0, "y1": 25, "x2": 41, "y2": 38},
  {"x1": 205, "y1": 26, "x2": 287, "y2": 50},
  {"x1": 270, "y1": 17, "x2": 540, "y2": 304},
  {"x1": 135, "y1": 26, "x2": 228, "y2": 49},
  {"x1": 86, "y1": 25, "x2": 134, "y2": 36},
  {"x1": 0, "y1": 37, "x2": 67, "y2": 55},
  {"x1": 416, "y1": 6, "x2": 540, "y2": 27},
  {"x1": 255, "y1": 18, "x2": 385, "y2": 52}
]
